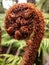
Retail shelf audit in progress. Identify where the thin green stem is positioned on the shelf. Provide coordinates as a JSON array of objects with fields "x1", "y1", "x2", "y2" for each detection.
[
  {"x1": 12, "y1": 47, "x2": 21, "y2": 65},
  {"x1": 2, "y1": 43, "x2": 13, "y2": 65}
]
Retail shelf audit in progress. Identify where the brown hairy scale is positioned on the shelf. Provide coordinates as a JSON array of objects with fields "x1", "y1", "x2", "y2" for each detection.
[
  {"x1": 4, "y1": 3, "x2": 45, "y2": 65},
  {"x1": 5, "y1": 3, "x2": 34, "y2": 39}
]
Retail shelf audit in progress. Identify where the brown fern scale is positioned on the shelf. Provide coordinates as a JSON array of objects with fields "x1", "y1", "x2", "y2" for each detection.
[{"x1": 4, "y1": 3, "x2": 45, "y2": 65}]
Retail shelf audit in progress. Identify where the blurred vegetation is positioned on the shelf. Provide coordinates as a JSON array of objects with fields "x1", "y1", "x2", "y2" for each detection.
[
  {"x1": 41, "y1": 0, "x2": 49, "y2": 13},
  {"x1": 36, "y1": 0, "x2": 49, "y2": 13},
  {"x1": 0, "y1": 0, "x2": 4, "y2": 13}
]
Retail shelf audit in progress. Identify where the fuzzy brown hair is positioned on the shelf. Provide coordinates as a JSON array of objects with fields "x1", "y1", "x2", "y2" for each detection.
[{"x1": 4, "y1": 3, "x2": 45, "y2": 65}]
